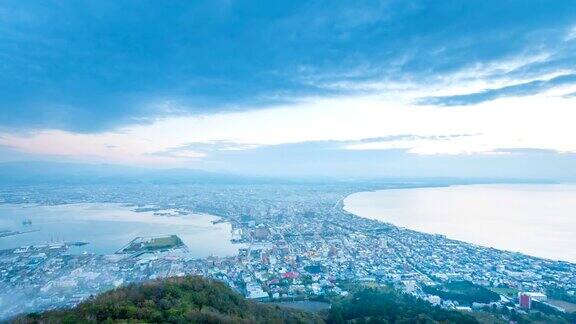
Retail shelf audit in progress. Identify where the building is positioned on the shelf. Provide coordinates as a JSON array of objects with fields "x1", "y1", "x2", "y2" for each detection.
[
  {"x1": 525, "y1": 292, "x2": 547, "y2": 302},
  {"x1": 427, "y1": 295, "x2": 441, "y2": 305},
  {"x1": 253, "y1": 227, "x2": 270, "y2": 240},
  {"x1": 403, "y1": 280, "x2": 416, "y2": 294},
  {"x1": 246, "y1": 283, "x2": 269, "y2": 299},
  {"x1": 519, "y1": 293, "x2": 532, "y2": 309},
  {"x1": 282, "y1": 271, "x2": 299, "y2": 280},
  {"x1": 379, "y1": 237, "x2": 388, "y2": 249},
  {"x1": 231, "y1": 228, "x2": 243, "y2": 241}
]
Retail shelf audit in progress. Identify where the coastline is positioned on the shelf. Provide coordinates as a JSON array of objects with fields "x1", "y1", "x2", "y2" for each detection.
[{"x1": 343, "y1": 183, "x2": 576, "y2": 263}]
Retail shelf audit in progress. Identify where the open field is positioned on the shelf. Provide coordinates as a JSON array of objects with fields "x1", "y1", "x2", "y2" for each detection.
[
  {"x1": 548, "y1": 299, "x2": 576, "y2": 313},
  {"x1": 488, "y1": 287, "x2": 519, "y2": 298}
]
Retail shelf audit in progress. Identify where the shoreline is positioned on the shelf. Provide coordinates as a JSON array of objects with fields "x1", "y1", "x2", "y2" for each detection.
[{"x1": 343, "y1": 183, "x2": 576, "y2": 264}]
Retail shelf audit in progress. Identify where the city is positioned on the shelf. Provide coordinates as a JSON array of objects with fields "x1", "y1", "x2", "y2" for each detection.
[{"x1": 1, "y1": 183, "x2": 574, "y2": 320}]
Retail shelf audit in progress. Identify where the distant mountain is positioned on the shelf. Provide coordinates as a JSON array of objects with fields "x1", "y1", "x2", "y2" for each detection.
[
  {"x1": 0, "y1": 161, "x2": 258, "y2": 185},
  {"x1": 0, "y1": 161, "x2": 556, "y2": 186},
  {"x1": 14, "y1": 276, "x2": 322, "y2": 323}
]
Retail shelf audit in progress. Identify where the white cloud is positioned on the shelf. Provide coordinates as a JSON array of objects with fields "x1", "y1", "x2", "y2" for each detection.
[
  {"x1": 2, "y1": 47, "x2": 576, "y2": 166},
  {"x1": 566, "y1": 25, "x2": 576, "y2": 41},
  {"x1": 314, "y1": 52, "x2": 562, "y2": 99},
  {"x1": 1, "y1": 93, "x2": 576, "y2": 165}
]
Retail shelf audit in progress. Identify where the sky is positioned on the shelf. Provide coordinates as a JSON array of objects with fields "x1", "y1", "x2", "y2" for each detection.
[{"x1": 1, "y1": 0, "x2": 576, "y2": 179}]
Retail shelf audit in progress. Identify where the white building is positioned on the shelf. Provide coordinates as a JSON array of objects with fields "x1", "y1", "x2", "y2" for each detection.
[
  {"x1": 525, "y1": 292, "x2": 547, "y2": 302},
  {"x1": 427, "y1": 295, "x2": 441, "y2": 305},
  {"x1": 403, "y1": 280, "x2": 416, "y2": 293},
  {"x1": 246, "y1": 283, "x2": 268, "y2": 299}
]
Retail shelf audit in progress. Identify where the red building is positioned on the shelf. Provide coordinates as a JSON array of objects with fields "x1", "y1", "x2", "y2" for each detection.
[
  {"x1": 519, "y1": 293, "x2": 532, "y2": 309},
  {"x1": 282, "y1": 271, "x2": 299, "y2": 280}
]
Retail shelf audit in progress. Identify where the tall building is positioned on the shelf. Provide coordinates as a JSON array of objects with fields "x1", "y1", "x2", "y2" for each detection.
[{"x1": 519, "y1": 293, "x2": 532, "y2": 309}]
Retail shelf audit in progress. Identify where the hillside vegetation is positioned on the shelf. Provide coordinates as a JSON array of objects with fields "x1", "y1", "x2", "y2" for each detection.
[
  {"x1": 15, "y1": 276, "x2": 546, "y2": 324},
  {"x1": 20, "y1": 276, "x2": 574, "y2": 324},
  {"x1": 14, "y1": 276, "x2": 322, "y2": 324},
  {"x1": 326, "y1": 287, "x2": 479, "y2": 324}
]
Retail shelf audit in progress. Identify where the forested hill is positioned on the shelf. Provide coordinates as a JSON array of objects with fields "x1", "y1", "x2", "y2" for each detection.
[
  {"x1": 13, "y1": 276, "x2": 322, "y2": 324},
  {"x1": 12, "y1": 274, "x2": 483, "y2": 324},
  {"x1": 14, "y1": 275, "x2": 575, "y2": 324},
  {"x1": 12, "y1": 275, "x2": 490, "y2": 324}
]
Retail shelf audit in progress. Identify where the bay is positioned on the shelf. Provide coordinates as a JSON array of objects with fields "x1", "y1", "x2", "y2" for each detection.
[
  {"x1": 344, "y1": 184, "x2": 576, "y2": 263},
  {"x1": 0, "y1": 203, "x2": 240, "y2": 257}
]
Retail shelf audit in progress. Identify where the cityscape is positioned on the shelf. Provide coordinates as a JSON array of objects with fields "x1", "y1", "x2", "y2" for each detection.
[{"x1": 1, "y1": 183, "x2": 574, "y2": 320}]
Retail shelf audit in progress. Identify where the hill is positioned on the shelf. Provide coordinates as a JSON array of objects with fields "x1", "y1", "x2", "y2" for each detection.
[
  {"x1": 326, "y1": 287, "x2": 480, "y2": 324},
  {"x1": 12, "y1": 275, "x2": 490, "y2": 324},
  {"x1": 13, "y1": 276, "x2": 322, "y2": 324},
  {"x1": 0, "y1": 161, "x2": 258, "y2": 185},
  {"x1": 21, "y1": 275, "x2": 573, "y2": 324}
]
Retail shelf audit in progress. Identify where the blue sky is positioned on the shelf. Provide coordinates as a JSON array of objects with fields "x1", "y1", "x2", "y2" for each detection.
[{"x1": 1, "y1": 1, "x2": 576, "y2": 179}]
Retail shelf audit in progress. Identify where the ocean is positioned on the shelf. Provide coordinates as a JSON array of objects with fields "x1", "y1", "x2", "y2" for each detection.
[{"x1": 344, "y1": 184, "x2": 576, "y2": 263}]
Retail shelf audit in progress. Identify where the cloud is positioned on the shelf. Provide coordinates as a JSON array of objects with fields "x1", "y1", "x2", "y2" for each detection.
[
  {"x1": 2, "y1": 1, "x2": 576, "y2": 180},
  {"x1": 566, "y1": 25, "x2": 576, "y2": 41},
  {"x1": 1, "y1": 1, "x2": 576, "y2": 132},
  {"x1": 490, "y1": 148, "x2": 561, "y2": 155},
  {"x1": 2, "y1": 94, "x2": 576, "y2": 166},
  {"x1": 343, "y1": 134, "x2": 481, "y2": 153},
  {"x1": 148, "y1": 140, "x2": 259, "y2": 161},
  {"x1": 190, "y1": 140, "x2": 576, "y2": 179},
  {"x1": 418, "y1": 73, "x2": 576, "y2": 106},
  {"x1": 170, "y1": 141, "x2": 261, "y2": 152}
]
